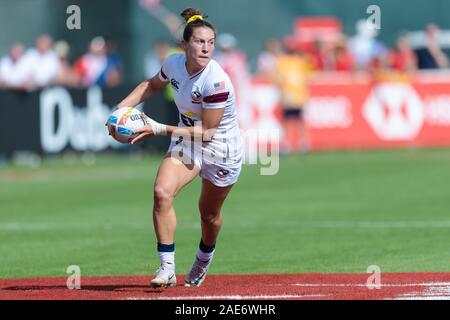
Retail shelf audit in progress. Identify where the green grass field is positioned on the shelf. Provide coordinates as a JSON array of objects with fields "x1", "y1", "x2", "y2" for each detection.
[{"x1": 1, "y1": 148, "x2": 450, "y2": 279}]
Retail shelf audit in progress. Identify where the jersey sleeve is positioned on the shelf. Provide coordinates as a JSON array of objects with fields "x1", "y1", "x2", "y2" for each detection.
[
  {"x1": 158, "y1": 55, "x2": 174, "y2": 82},
  {"x1": 202, "y1": 78, "x2": 231, "y2": 109}
]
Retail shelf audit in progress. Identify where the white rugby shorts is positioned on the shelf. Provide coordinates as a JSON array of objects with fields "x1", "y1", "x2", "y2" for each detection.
[{"x1": 166, "y1": 132, "x2": 242, "y2": 187}]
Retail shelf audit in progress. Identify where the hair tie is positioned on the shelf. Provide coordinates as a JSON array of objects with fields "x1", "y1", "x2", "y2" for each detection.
[{"x1": 187, "y1": 15, "x2": 203, "y2": 24}]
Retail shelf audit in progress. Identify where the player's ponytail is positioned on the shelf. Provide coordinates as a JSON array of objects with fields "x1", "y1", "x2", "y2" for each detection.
[{"x1": 180, "y1": 7, "x2": 216, "y2": 42}]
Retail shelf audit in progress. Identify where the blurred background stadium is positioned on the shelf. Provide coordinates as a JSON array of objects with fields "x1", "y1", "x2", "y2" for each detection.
[{"x1": 1, "y1": 0, "x2": 450, "y2": 279}]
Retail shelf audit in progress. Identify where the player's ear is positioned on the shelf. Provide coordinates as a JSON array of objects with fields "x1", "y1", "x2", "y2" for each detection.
[{"x1": 181, "y1": 40, "x2": 188, "y2": 51}]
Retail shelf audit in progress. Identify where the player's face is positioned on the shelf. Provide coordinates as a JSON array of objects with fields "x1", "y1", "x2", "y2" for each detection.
[{"x1": 185, "y1": 27, "x2": 215, "y2": 69}]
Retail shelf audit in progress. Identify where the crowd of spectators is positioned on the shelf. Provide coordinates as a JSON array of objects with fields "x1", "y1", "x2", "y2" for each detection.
[
  {"x1": 0, "y1": 21, "x2": 449, "y2": 91},
  {"x1": 255, "y1": 21, "x2": 450, "y2": 79},
  {"x1": 250, "y1": 21, "x2": 450, "y2": 154},
  {"x1": 0, "y1": 34, "x2": 123, "y2": 90}
]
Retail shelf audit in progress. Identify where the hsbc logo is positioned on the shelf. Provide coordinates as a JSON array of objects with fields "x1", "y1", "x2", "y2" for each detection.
[{"x1": 363, "y1": 84, "x2": 424, "y2": 140}]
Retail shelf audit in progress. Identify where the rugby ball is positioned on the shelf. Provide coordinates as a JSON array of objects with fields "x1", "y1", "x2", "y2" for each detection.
[{"x1": 106, "y1": 107, "x2": 146, "y2": 144}]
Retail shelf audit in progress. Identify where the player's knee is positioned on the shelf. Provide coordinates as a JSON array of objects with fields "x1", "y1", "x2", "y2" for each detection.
[
  {"x1": 199, "y1": 208, "x2": 222, "y2": 226},
  {"x1": 154, "y1": 184, "x2": 174, "y2": 206}
]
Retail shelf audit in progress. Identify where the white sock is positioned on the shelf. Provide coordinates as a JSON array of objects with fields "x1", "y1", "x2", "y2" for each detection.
[
  {"x1": 158, "y1": 251, "x2": 175, "y2": 270},
  {"x1": 196, "y1": 248, "x2": 215, "y2": 264}
]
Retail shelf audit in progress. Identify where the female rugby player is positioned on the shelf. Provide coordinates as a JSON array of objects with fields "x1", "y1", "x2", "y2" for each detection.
[{"x1": 116, "y1": 8, "x2": 242, "y2": 287}]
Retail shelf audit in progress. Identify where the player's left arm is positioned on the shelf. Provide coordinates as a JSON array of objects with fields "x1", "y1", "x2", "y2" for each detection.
[{"x1": 130, "y1": 108, "x2": 224, "y2": 144}]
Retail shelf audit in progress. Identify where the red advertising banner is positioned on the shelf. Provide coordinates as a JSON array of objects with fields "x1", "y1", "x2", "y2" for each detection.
[{"x1": 248, "y1": 73, "x2": 450, "y2": 151}]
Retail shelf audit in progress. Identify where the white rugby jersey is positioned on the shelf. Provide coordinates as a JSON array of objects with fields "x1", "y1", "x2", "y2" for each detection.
[{"x1": 158, "y1": 53, "x2": 240, "y2": 138}]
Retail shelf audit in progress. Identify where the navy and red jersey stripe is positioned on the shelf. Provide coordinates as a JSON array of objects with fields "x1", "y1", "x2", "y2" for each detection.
[
  {"x1": 160, "y1": 68, "x2": 168, "y2": 80},
  {"x1": 203, "y1": 92, "x2": 229, "y2": 104}
]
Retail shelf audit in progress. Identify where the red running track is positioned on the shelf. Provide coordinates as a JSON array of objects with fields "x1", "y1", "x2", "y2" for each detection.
[{"x1": 0, "y1": 273, "x2": 449, "y2": 300}]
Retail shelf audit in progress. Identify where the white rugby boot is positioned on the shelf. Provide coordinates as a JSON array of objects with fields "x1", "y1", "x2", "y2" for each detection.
[
  {"x1": 150, "y1": 263, "x2": 176, "y2": 288},
  {"x1": 184, "y1": 257, "x2": 213, "y2": 287}
]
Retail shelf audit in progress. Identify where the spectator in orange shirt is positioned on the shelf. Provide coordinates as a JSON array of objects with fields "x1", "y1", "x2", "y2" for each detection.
[{"x1": 274, "y1": 39, "x2": 311, "y2": 154}]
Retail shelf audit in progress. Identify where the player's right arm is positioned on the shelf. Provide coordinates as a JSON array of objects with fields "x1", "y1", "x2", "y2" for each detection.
[{"x1": 117, "y1": 74, "x2": 167, "y2": 108}]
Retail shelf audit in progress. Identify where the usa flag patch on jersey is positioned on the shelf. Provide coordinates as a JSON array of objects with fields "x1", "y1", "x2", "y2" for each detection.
[{"x1": 214, "y1": 81, "x2": 225, "y2": 91}]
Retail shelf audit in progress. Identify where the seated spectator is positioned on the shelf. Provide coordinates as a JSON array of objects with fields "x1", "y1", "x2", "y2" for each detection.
[
  {"x1": 74, "y1": 37, "x2": 123, "y2": 88},
  {"x1": 74, "y1": 37, "x2": 109, "y2": 87},
  {"x1": 0, "y1": 43, "x2": 29, "y2": 89},
  {"x1": 256, "y1": 38, "x2": 282, "y2": 79},
  {"x1": 214, "y1": 33, "x2": 250, "y2": 78},
  {"x1": 21, "y1": 34, "x2": 61, "y2": 88},
  {"x1": 388, "y1": 33, "x2": 417, "y2": 73},
  {"x1": 348, "y1": 19, "x2": 387, "y2": 70},
  {"x1": 145, "y1": 39, "x2": 170, "y2": 79},
  {"x1": 53, "y1": 40, "x2": 80, "y2": 87},
  {"x1": 214, "y1": 33, "x2": 253, "y2": 130},
  {"x1": 311, "y1": 38, "x2": 335, "y2": 71},
  {"x1": 102, "y1": 37, "x2": 123, "y2": 87},
  {"x1": 311, "y1": 36, "x2": 353, "y2": 72},
  {"x1": 416, "y1": 24, "x2": 449, "y2": 69},
  {"x1": 214, "y1": 33, "x2": 251, "y2": 101},
  {"x1": 334, "y1": 36, "x2": 354, "y2": 72}
]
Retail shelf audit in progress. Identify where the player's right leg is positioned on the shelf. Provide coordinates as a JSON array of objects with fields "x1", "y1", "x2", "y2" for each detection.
[{"x1": 150, "y1": 153, "x2": 200, "y2": 288}]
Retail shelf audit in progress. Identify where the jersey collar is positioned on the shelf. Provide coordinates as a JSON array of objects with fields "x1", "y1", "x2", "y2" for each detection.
[{"x1": 184, "y1": 55, "x2": 209, "y2": 79}]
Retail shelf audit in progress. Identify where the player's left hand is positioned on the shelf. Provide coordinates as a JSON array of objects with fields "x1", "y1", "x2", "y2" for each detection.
[
  {"x1": 130, "y1": 113, "x2": 167, "y2": 144},
  {"x1": 130, "y1": 125, "x2": 155, "y2": 144}
]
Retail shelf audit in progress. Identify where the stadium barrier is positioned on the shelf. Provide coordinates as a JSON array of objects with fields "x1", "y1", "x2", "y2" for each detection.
[
  {"x1": 0, "y1": 86, "x2": 178, "y2": 157},
  {"x1": 250, "y1": 72, "x2": 450, "y2": 150},
  {"x1": 2, "y1": 72, "x2": 450, "y2": 158}
]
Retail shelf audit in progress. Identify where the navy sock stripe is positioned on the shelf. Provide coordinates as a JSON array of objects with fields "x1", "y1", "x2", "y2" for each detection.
[
  {"x1": 157, "y1": 242, "x2": 175, "y2": 252},
  {"x1": 199, "y1": 239, "x2": 215, "y2": 253}
]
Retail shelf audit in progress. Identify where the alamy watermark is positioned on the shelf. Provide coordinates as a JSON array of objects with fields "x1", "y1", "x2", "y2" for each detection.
[
  {"x1": 366, "y1": 265, "x2": 381, "y2": 289},
  {"x1": 166, "y1": 124, "x2": 280, "y2": 176},
  {"x1": 66, "y1": 265, "x2": 81, "y2": 289},
  {"x1": 366, "y1": 5, "x2": 381, "y2": 30},
  {"x1": 66, "y1": 5, "x2": 81, "y2": 30}
]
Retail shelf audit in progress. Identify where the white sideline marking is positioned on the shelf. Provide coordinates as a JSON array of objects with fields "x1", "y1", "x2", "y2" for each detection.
[
  {"x1": 281, "y1": 282, "x2": 450, "y2": 300},
  {"x1": 286, "y1": 282, "x2": 450, "y2": 288},
  {"x1": 396, "y1": 297, "x2": 450, "y2": 300},
  {"x1": 394, "y1": 283, "x2": 450, "y2": 300},
  {"x1": 126, "y1": 294, "x2": 330, "y2": 300}
]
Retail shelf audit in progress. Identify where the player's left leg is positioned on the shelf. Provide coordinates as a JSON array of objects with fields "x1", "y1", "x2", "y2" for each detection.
[
  {"x1": 199, "y1": 179, "x2": 234, "y2": 246},
  {"x1": 185, "y1": 179, "x2": 234, "y2": 287}
]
